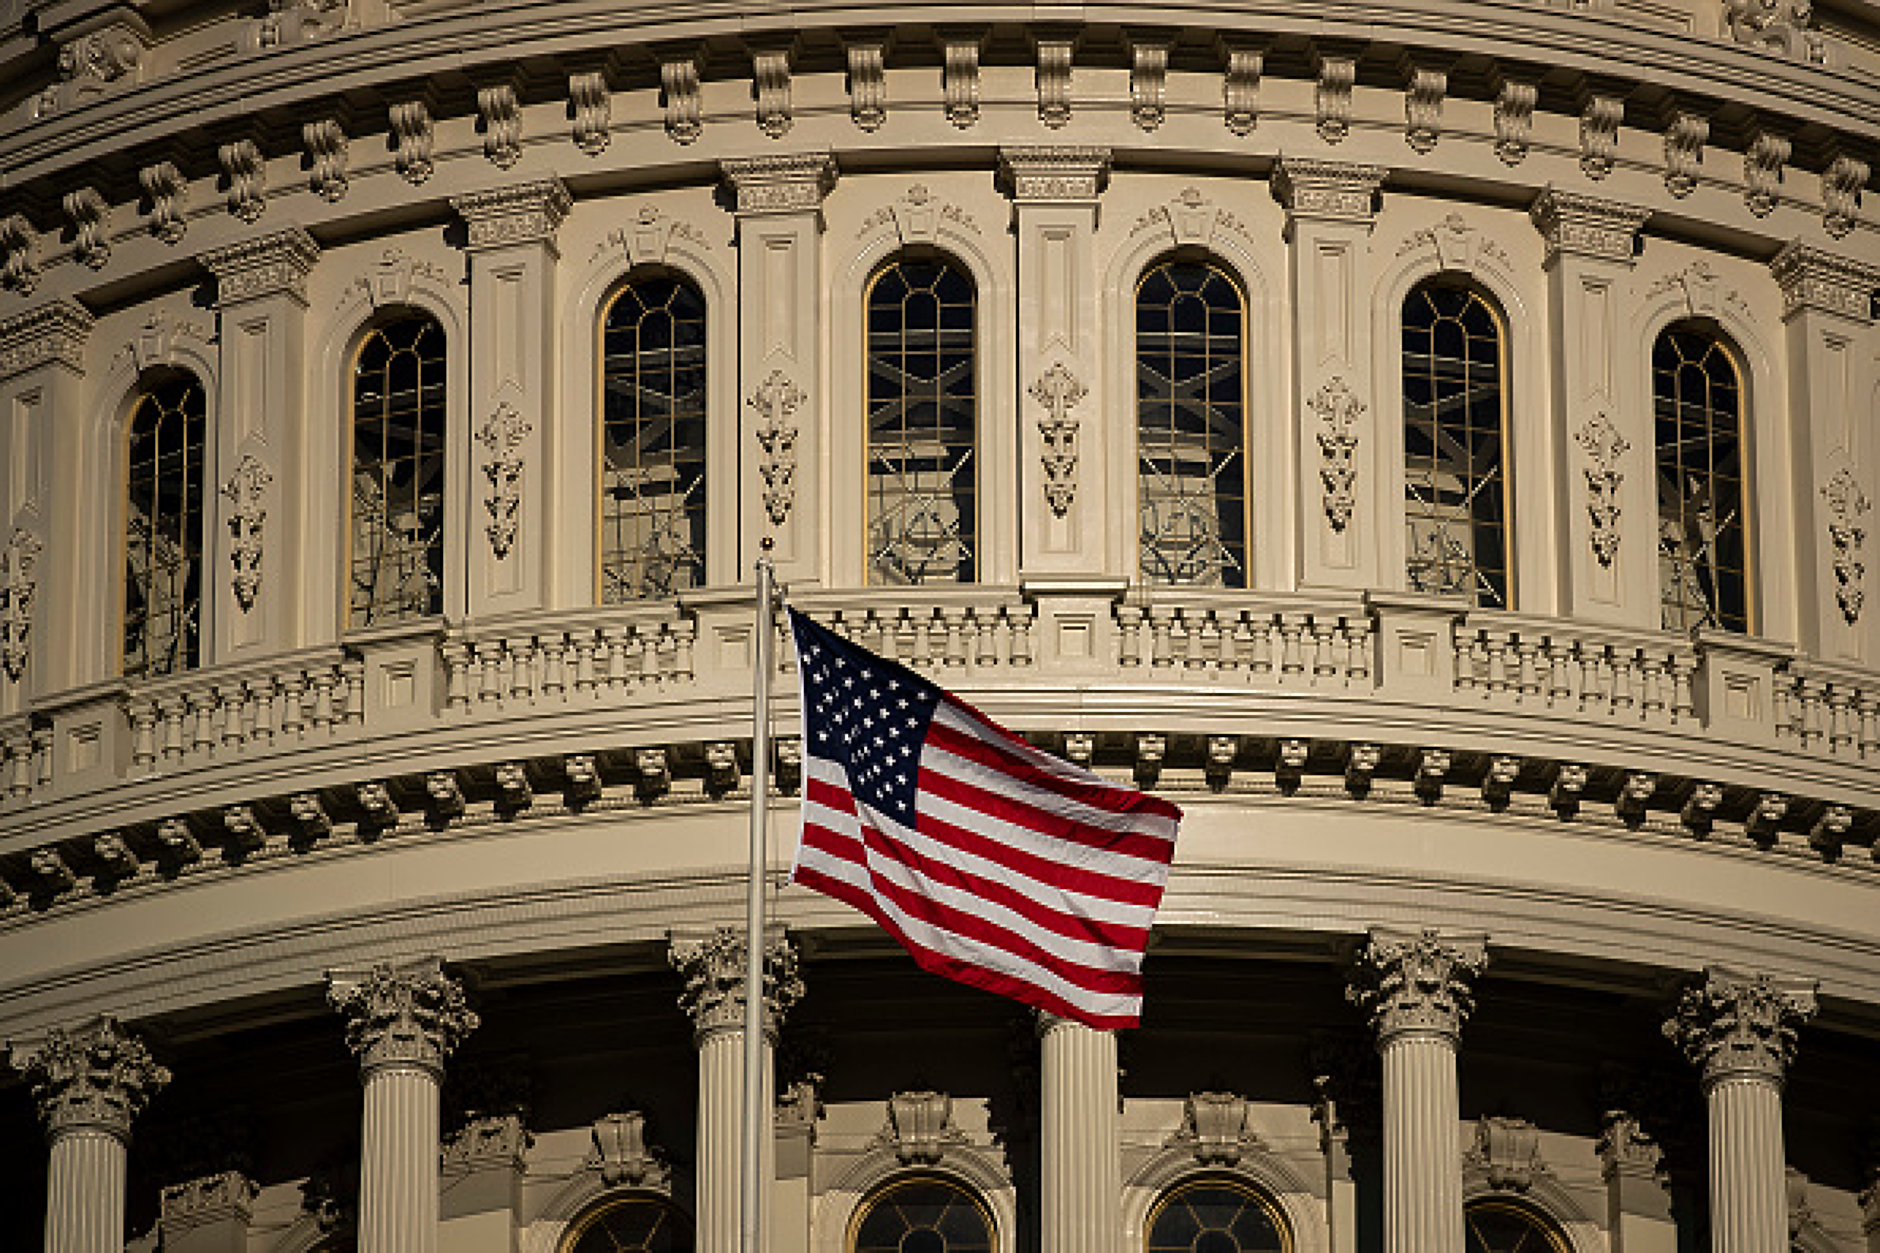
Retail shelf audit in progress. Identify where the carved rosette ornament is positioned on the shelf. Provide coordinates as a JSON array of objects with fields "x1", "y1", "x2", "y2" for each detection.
[
  {"x1": 748, "y1": 370, "x2": 806, "y2": 526},
  {"x1": 0, "y1": 527, "x2": 44, "y2": 680},
  {"x1": 1029, "y1": 362, "x2": 1087, "y2": 516},
  {"x1": 1346, "y1": 928, "x2": 1489, "y2": 1045},
  {"x1": 1576, "y1": 413, "x2": 1629, "y2": 567},
  {"x1": 326, "y1": 958, "x2": 478, "y2": 1077},
  {"x1": 476, "y1": 402, "x2": 532, "y2": 559},
  {"x1": 222, "y1": 455, "x2": 272, "y2": 611},
  {"x1": 1823, "y1": 467, "x2": 1870, "y2": 623},
  {"x1": 1663, "y1": 968, "x2": 1817, "y2": 1089},
  {"x1": 669, "y1": 928, "x2": 803, "y2": 1042},
  {"x1": 12, "y1": 1015, "x2": 171, "y2": 1140},
  {"x1": 1307, "y1": 377, "x2": 1365, "y2": 532}
]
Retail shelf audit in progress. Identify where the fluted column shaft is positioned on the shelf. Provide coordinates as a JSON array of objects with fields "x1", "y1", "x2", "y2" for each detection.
[
  {"x1": 9, "y1": 1015, "x2": 169, "y2": 1253},
  {"x1": 328, "y1": 958, "x2": 478, "y2": 1253},
  {"x1": 1039, "y1": 1014, "x2": 1121, "y2": 1253},
  {"x1": 1664, "y1": 967, "x2": 1816, "y2": 1253},
  {"x1": 1348, "y1": 928, "x2": 1487, "y2": 1253},
  {"x1": 671, "y1": 929, "x2": 802, "y2": 1253}
]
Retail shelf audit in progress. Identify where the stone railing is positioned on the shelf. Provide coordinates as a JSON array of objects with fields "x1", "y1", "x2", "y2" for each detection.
[
  {"x1": 1452, "y1": 615, "x2": 1699, "y2": 728},
  {"x1": 783, "y1": 588, "x2": 1036, "y2": 674},
  {"x1": 121, "y1": 649, "x2": 364, "y2": 771},
  {"x1": 441, "y1": 603, "x2": 696, "y2": 710},
  {"x1": 1114, "y1": 591, "x2": 1372, "y2": 687},
  {"x1": 1780, "y1": 658, "x2": 1880, "y2": 759}
]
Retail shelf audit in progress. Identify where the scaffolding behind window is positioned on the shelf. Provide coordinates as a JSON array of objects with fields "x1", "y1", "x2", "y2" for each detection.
[
  {"x1": 124, "y1": 375, "x2": 206, "y2": 678},
  {"x1": 866, "y1": 257, "x2": 977, "y2": 585},
  {"x1": 1137, "y1": 259, "x2": 1248, "y2": 587},
  {"x1": 1402, "y1": 284, "x2": 1510, "y2": 608},
  {"x1": 601, "y1": 274, "x2": 708, "y2": 602},
  {"x1": 1654, "y1": 327, "x2": 1748, "y2": 633},
  {"x1": 350, "y1": 313, "x2": 447, "y2": 626}
]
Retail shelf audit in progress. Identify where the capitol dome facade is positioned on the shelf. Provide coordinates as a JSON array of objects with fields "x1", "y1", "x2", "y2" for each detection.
[{"x1": 1, "y1": 1, "x2": 1878, "y2": 1250}]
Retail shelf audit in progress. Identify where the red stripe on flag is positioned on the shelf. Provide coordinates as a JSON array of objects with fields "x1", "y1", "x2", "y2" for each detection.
[{"x1": 916, "y1": 763, "x2": 1179, "y2": 869}]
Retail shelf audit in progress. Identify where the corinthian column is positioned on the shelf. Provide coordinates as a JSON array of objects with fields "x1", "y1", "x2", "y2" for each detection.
[
  {"x1": 327, "y1": 957, "x2": 478, "y2": 1253},
  {"x1": 1663, "y1": 968, "x2": 1817, "y2": 1253},
  {"x1": 11, "y1": 1015, "x2": 169, "y2": 1253},
  {"x1": 670, "y1": 929, "x2": 803, "y2": 1253},
  {"x1": 1346, "y1": 927, "x2": 1488, "y2": 1253},
  {"x1": 1038, "y1": 1012, "x2": 1121, "y2": 1253}
]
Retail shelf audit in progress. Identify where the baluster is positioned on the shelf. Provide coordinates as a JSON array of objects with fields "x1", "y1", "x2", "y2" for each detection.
[
  {"x1": 974, "y1": 609, "x2": 999, "y2": 668},
  {"x1": 1116, "y1": 606, "x2": 1143, "y2": 667},
  {"x1": 1640, "y1": 652, "x2": 1667, "y2": 722},
  {"x1": 190, "y1": 690, "x2": 218, "y2": 756},
  {"x1": 1344, "y1": 620, "x2": 1371, "y2": 685},
  {"x1": 540, "y1": 635, "x2": 568, "y2": 699},
  {"x1": 479, "y1": 640, "x2": 504, "y2": 702},
  {"x1": 1150, "y1": 608, "x2": 1175, "y2": 669},
  {"x1": 1454, "y1": 629, "x2": 1479, "y2": 696},
  {"x1": 1278, "y1": 616, "x2": 1305, "y2": 677},
  {"x1": 1309, "y1": 619, "x2": 1339, "y2": 683},
  {"x1": 571, "y1": 631, "x2": 599, "y2": 694},
  {"x1": 1669, "y1": 652, "x2": 1697, "y2": 724},
  {"x1": 1248, "y1": 615, "x2": 1275, "y2": 677},
  {"x1": 217, "y1": 684, "x2": 244, "y2": 748},
  {"x1": 942, "y1": 608, "x2": 968, "y2": 667},
  {"x1": 248, "y1": 678, "x2": 276, "y2": 745},
  {"x1": 1611, "y1": 648, "x2": 1638, "y2": 717},
  {"x1": 7, "y1": 736, "x2": 30, "y2": 795},
  {"x1": 1543, "y1": 639, "x2": 1571, "y2": 706},
  {"x1": 601, "y1": 626, "x2": 630, "y2": 689},
  {"x1": 279, "y1": 675, "x2": 307, "y2": 738},
  {"x1": 441, "y1": 639, "x2": 471, "y2": 710},
  {"x1": 1826, "y1": 687, "x2": 1853, "y2": 753},
  {"x1": 673, "y1": 619, "x2": 696, "y2": 680},
  {"x1": 1009, "y1": 609, "x2": 1034, "y2": 667},
  {"x1": 1484, "y1": 632, "x2": 1509, "y2": 698},
  {"x1": 128, "y1": 701, "x2": 158, "y2": 769},
  {"x1": 1801, "y1": 678, "x2": 1828, "y2": 747},
  {"x1": 31, "y1": 725, "x2": 51, "y2": 788},
  {"x1": 1579, "y1": 645, "x2": 1607, "y2": 715},
  {"x1": 158, "y1": 697, "x2": 185, "y2": 761},
  {"x1": 1513, "y1": 638, "x2": 1540, "y2": 702},
  {"x1": 904, "y1": 611, "x2": 930, "y2": 668},
  {"x1": 1182, "y1": 611, "x2": 1207, "y2": 670},
  {"x1": 1855, "y1": 691, "x2": 1878, "y2": 757},
  {"x1": 342, "y1": 660, "x2": 366, "y2": 724},
  {"x1": 509, "y1": 636, "x2": 536, "y2": 701},
  {"x1": 309, "y1": 668, "x2": 337, "y2": 729}
]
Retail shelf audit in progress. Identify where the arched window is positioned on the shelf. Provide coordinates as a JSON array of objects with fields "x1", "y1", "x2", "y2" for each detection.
[
  {"x1": 600, "y1": 274, "x2": 708, "y2": 602},
  {"x1": 865, "y1": 256, "x2": 976, "y2": 585},
  {"x1": 124, "y1": 373, "x2": 207, "y2": 679},
  {"x1": 1145, "y1": 1178, "x2": 1289, "y2": 1253},
  {"x1": 1137, "y1": 259, "x2": 1248, "y2": 587},
  {"x1": 1402, "y1": 283, "x2": 1509, "y2": 608},
  {"x1": 1464, "y1": 1197, "x2": 1571, "y2": 1253},
  {"x1": 850, "y1": 1176, "x2": 994, "y2": 1253},
  {"x1": 350, "y1": 312, "x2": 447, "y2": 626},
  {"x1": 562, "y1": 1193, "x2": 693, "y2": 1253},
  {"x1": 1654, "y1": 326, "x2": 1748, "y2": 633}
]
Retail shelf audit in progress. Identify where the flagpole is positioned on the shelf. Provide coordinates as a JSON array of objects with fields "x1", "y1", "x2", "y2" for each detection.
[{"x1": 741, "y1": 540, "x2": 775, "y2": 1253}]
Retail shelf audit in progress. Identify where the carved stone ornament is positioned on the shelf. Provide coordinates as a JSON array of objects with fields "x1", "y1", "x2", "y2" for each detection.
[
  {"x1": 570, "y1": 71, "x2": 612, "y2": 155},
  {"x1": 1346, "y1": 927, "x2": 1489, "y2": 1044},
  {"x1": 1403, "y1": 64, "x2": 1446, "y2": 155},
  {"x1": 881, "y1": 1089, "x2": 966, "y2": 1164},
  {"x1": 857, "y1": 184, "x2": 981, "y2": 245},
  {"x1": 1030, "y1": 362, "x2": 1087, "y2": 517},
  {"x1": 1576, "y1": 413, "x2": 1630, "y2": 567},
  {"x1": 245, "y1": 0, "x2": 350, "y2": 51},
  {"x1": 1493, "y1": 80, "x2": 1538, "y2": 165},
  {"x1": 847, "y1": 40, "x2": 887, "y2": 132},
  {"x1": 1315, "y1": 56, "x2": 1355, "y2": 143},
  {"x1": 1129, "y1": 38, "x2": 1168, "y2": 132},
  {"x1": 303, "y1": 119, "x2": 349, "y2": 202},
  {"x1": 1726, "y1": 0, "x2": 1828, "y2": 62},
  {"x1": 390, "y1": 100, "x2": 435, "y2": 185},
  {"x1": 1270, "y1": 157, "x2": 1386, "y2": 233},
  {"x1": 1596, "y1": 1108, "x2": 1664, "y2": 1182},
  {"x1": 478, "y1": 83, "x2": 522, "y2": 169},
  {"x1": 476, "y1": 402, "x2": 532, "y2": 559},
  {"x1": 999, "y1": 146, "x2": 1112, "y2": 202},
  {"x1": 661, "y1": 54, "x2": 703, "y2": 145},
  {"x1": 1035, "y1": 38, "x2": 1073, "y2": 129},
  {"x1": 1746, "y1": 131, "x2": 1791, "y2": 217},
  {"x1": 669, "y1": 928, "x2": 804, "y2": 1041},
  {"x1": 1308, "y1": 377, "x2": 1365, "y2": 532},
  {"x1": 0, "y1": 527, "x2": 44, "y2": 681},
  {"x1": 591, "y1": 205, "x2": 710, "y2": 267},
  {"x1": 140, "y1": 161, "x2": 189, "y2": 245},
  {"x1": 63, "y1": 187, "x2": 110, "y2": 270},
  {"x1": 222, "y1": 454, "x2": 272, "y2": 611},
  {"x1": 1169, "y1": 1091, "x2": 1259, "y2": 1165},
  {"x1": 1663, "y1": 967, "x2": 1817, "y2": 1088},
  {"x1": 35, "y1": 20, "x2": 147, "y2": 118},
  {"x1": 1, "y1": 214, "x2": 43, "y2": 295},
  {"x1": 0, "y1": 300, "x2": 91, "y2": 382},
  {"x1": 326, "y1": 957, "x2": 478, "y2": 1076},
  {"x1": 753, "y1": 46, "x2": 794, "y2": 138},
  {"x1": 1579, "y1": 96, "x2": 1624, "y2": 180},
  {"x1": 589, "y1": 1110, "x2": 668, "y2": 1186},
  {"x1": 1822, "y1": 155, "x2": 1868, "y2": 239},
  {"x1": 749, "y1": 370, "x2": 805, "y2": 527},
  {"x1": 1529, "y1": 187, "x2": 1650, "y2": 267},
  {"x1": 1823, "y1": 466, "x2": 1870, "y2": 624},
  {"x1": 1395, "y1": 212, "x2": 1510, "y2": 272},
  {"x1": 1770, "y1": 241, "x2": 1880, "y2": 323},
  {"x1": 218, "y1": 139, "x2": 267, "y2": 224},
  {"x1": 721, "y1": 153, "x2": 837, "y2": 215},
  {"x1": 443, "y1": 1111, "x2": 530, "y2": 1174},
  {"x1": 1660, "y1": 112, "x2": 1708, "y2": 198},
  {"x1": 452, "y1": 179, "x2": 573, "y2": 251},
  {"x1": 1465, "y1": 1115, "x2": 1547, "y2": 1191},
  {"x1": 1221, "y1": 45, "x2": 1261, "y2": 136},
  {"x1": 11, "y1": 1015, "x2": 171, "y2": 1138},
  {"x1": 1132, "y1": 187, "x2": 1250, "y2": 248},
  {"x1": 160, "y1": 1170, "x2": 258, "y2": 1233},
  {"x1": 944, "y1": 36, "x2": 981, "y2": 128},
  {"x1": 202, "y1": 227, "x2": 320, "y2": 307},
  {"x1": 343, "y1": 247, "x2": 451, "y2": 310}
]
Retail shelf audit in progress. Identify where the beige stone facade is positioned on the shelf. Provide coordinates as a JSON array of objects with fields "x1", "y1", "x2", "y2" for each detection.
[{"x1": 1, "y1": 1, "x2": 1878, "y2": 1249}]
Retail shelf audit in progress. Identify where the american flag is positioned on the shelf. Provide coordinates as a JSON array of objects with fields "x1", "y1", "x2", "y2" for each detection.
[{"x1": 788, "y1": 608, "x2": 1182, "y2": 1029}]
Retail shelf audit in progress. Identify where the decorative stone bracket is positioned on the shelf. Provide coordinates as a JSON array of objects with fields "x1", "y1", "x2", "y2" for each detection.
[{"x1": 1029, "y1": 362, "x2": 1087, "y2": 517}]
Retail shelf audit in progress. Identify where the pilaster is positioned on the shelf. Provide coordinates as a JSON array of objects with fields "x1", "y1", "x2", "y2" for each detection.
[
  {"x1": 0, "y1": 299, "x2": 91, "y2": 704},
  {"x1": 1000, "y1": 146, "x2": 1111, "y2": 581},
  {"x1": 1770, "y1": 241, "x2": 1880, "y2": 664},
  {"x1": 721, "y1": 154, "x2": 833, "y2": 589},
  {"x1": 1663, "y1": 967, "x2": 1816, "y2": 1253},
  {"x1": 11, "y1": 1015, "x2": 170, "y2": 1253},
  {"x1": 1037, "y1": 1011, "x2": 1121, "y2": 1253},
  {"x1": 452, "y1": 178, "x2": 569, "y2": 617},
  {"x1": 671, "y1": 929, "x2": 803, "y2": 1253},
  {"x1": 1271, "y1": 156, "x2": 1386, "y2": 591},
  {"x1": 1346, "y1": 927, "x2": 1486, "y2": 1253},
  {"x1": 201, "y1": 227, "x2": 317, "y2": 662},
  {"x1": 328, "y1": 957, "x2": 478, "y2": 1253},
  {"x1": 1530, "y1": 187, "x2": 1653, "y2": 628}
]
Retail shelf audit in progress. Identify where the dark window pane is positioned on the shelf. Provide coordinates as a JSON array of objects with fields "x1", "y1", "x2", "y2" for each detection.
[
  {"x1": 1654, "y1": 327, "x2": 1749, "y2": 632},
  {"x1": 124, "y1": 376, "x2": 206, "y2": 678},
  {"x1": 351, "y1": 314, "x2": 447, "y2": 626}
]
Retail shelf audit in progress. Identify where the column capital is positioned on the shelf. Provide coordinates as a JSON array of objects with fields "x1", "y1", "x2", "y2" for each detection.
[
  {"x1": 998, "y1": 145, "x2": 1112, "y2": 203},
  {"x1": 200, "y1": 226, "x2": 320, "y2": 307},
  {"x1": 1663, "y1": 967, "x2": 1816, "y2": 1089},
  {"x1": 719, "y1": 153, "x2": 837, "y2": 215},
  {"x1": 1345, "y1": 927, "x2": 1488, "y2": 1045},
  {"x1": 451, "y1": 177, "x2": 573, "y2": 252},
  {"x1": 1770, "y1": 240, "x2": 1880, "y2": 323},
  {"x1": 669, "y1": 927, "x2": 803, "y2": 1042},
  {"x1": 1270, "y1": 155, "x2": 1386, "y2": 234},
  {"x1": 9, "y1": 1014, "x2": 170, "y2": 1141},
  {"x1": 326, "y1": 956, "x2": 478, "y2": 1077},
  {"x1": 0, "y1": 297, "x2": 93, "y2": 381},
  {"x1": 1529, "y1": 186, "x2": 1650, "y2": 267}
]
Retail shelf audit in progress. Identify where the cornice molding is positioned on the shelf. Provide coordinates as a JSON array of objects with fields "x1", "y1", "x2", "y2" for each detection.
[
  {"x1": 199, "y1": 227, "x2": 320, "y2": 306},
  {"x1": 1529, "y1": 186, "x2": 1652, "y2": 267},
  {"x1": 1770, "y1": 240, "x2": 1880, "y2": 323},
  {"x1": 719, "y1": 152, "x2": 837, "y2": 215},
  {"x1": 998, "y1": 145, "x2": 1112, "y2": 203},
  {"x1": 1270, "y1": 156, "x2": 1387, "y2": 232},
  {"x1": 0, "y1": 298, "x2": 93, "y2": 379},
  {"x1": 451, "y1": 178, "x2": 573, "y2": 253}
]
